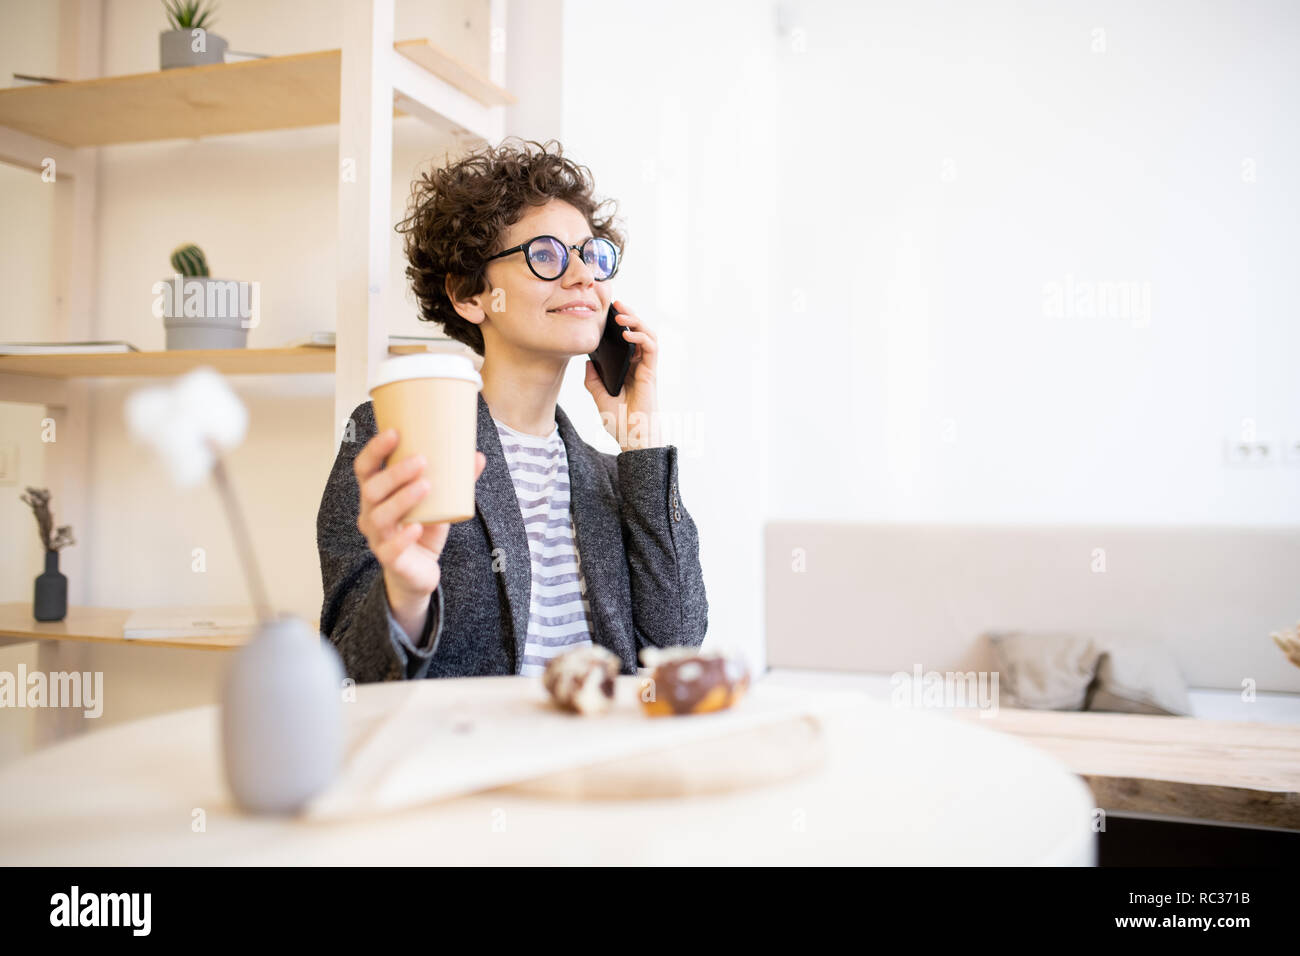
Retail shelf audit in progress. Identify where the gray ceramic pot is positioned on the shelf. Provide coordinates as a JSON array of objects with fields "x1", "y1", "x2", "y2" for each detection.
[
  {"x1": 161, "y1": 276, "x2": 251, "y2": 349},
  {"x1": 221, "y1": 613, "x2": 345, "y2": 815},
  {"x1": 159, "y1": 29, "x2": 228, "y2": 69}
]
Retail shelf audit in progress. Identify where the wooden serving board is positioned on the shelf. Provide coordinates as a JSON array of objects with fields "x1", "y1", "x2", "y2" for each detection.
[
  {"x1": 501, "y1": 714, "x2": 827, "y2": 800},
  {"x1": 302, "y1": 675, "x2": 853, "y2": 820}
]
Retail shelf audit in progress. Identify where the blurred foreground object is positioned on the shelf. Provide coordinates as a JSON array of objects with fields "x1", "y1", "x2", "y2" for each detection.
[
  {"x1": 125, "y1": 366, "x2": 343, "y2": 814},
  {"x1": 1273, "y1": 622, "x2": 1300, "y2": 670}
]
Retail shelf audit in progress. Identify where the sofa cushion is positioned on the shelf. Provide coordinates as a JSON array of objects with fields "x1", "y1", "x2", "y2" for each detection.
[
  {"x1": 1086, "y1": 642, "x2": 1192, "y2": 716},
  {"x1": 988, "y1": 632, "x2": 1101, "y2": 710}
]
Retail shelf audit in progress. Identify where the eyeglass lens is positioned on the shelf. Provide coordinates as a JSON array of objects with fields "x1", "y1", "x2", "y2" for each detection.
[{"x1": 527, "y1": 237, "x2": 617, "y2": 280}]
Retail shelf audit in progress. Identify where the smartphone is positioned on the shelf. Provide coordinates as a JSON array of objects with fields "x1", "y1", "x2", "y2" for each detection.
[{"x1": 588, "y1": 302, "x2": 633, "y2": 396}]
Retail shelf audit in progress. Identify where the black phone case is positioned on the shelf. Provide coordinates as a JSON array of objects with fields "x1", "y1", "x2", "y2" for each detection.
[{"x1": 588, "y1": 302, "x2": 633, "y2": 396}]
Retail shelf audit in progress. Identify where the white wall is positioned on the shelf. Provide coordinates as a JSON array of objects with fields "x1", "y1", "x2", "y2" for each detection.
[
  {"x1": 559, "y1": 0, "x2": 1300, "y2": 676},
  {"x1": 764, "y1": 0, "x2": 1300, "y2": 525},
  {"x1": 559, "y1": 0, "x2": 778, "y2": 674}
]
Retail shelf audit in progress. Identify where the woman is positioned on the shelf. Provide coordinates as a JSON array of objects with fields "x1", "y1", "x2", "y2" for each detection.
[{"x1": 316, "y1": 138, "x2": 708, "y2": 682}]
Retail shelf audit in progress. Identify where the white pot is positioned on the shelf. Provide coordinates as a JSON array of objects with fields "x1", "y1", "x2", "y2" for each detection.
[{"x1": 159, "y1": 28, "x2": 228, "y2": 69}]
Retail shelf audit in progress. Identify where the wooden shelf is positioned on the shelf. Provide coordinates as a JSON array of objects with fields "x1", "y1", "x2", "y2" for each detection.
[
  {"x1": 0, "y1": 39, "x2": 513, "y2": 148},
  {"x1": 0, "y1": 343, "x2": 447, "y2": 379},
  {"x1": 0, "y1": 603, "x2": 316, "y2": 652},
  {"x1": 395, "y1": 38, "x2": 515, "y2": 107},
  {"x1": 0, "y1": 346, "x2": 332, "y2": 378}
]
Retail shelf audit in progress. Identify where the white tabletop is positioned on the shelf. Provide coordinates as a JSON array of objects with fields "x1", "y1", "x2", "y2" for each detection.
[{"x1": 0, "y1": 675, "x2": 1097, "y2": 865}]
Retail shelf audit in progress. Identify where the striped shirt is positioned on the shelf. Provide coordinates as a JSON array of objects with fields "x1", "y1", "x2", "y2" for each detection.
[{"x1": 492, "y1": 415, "x2": 594, "y2": 676}]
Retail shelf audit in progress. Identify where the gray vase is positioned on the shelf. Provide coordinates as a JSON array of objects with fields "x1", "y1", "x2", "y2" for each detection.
[
  {"x1": 33, "y1": 549, "x2": 67, "y2": 622},
  {"x1": 221, "y1": 613, "x2": 345, "y2": 815},
  {"x1": 159, "y1": 29, "x2": 228, "y2": 69}
]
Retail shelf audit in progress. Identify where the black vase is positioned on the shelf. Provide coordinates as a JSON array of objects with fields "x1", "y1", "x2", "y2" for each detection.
[{"x1": 34, "y1": 549, "x2": 67, "y2": 622}]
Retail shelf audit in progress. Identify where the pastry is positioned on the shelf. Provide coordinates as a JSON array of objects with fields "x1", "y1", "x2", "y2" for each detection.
[
  {"x1": 639, "y1": 648, "x2": 750, "y2": 716},
  {"x1": 543, "y1": 645, "x2": 620, "y2": 715}
]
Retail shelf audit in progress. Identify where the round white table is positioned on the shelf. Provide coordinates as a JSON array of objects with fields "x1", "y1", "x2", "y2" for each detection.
[{"x1": 0, "y1": 675, "x2": 1097, "y2": 865}]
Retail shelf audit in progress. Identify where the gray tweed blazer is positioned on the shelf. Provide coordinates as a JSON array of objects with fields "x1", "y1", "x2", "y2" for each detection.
[{"x1": 316, "y1": 390, "x2": 708, "y2": 682}]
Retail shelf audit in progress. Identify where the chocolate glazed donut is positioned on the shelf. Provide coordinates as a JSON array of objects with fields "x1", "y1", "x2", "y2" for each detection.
[{"x1": 642, "y1": 655, "x2": 750, "y2": 717}]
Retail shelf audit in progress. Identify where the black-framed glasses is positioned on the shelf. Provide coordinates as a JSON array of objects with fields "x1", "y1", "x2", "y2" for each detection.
[{"x1": 484, "y1": 235, "x2": 619, "y2": 281}]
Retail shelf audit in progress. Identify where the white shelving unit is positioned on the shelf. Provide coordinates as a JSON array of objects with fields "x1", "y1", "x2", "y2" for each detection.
[
  {"x1": 0, "y1": 0, "x2": 515, "y2": 605},
  {"x1": 333, "y1": 0, "x2": 509, "y2": 441}
]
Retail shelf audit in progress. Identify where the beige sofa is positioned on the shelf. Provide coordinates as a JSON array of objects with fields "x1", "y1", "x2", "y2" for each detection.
[{"x1": 764, "y1": 522, "x2": 1300, "y2": 721}]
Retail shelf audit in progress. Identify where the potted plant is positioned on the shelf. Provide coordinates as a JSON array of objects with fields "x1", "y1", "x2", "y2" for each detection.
[
  {"x1": 20, "y1": 487, "x2": 75, "y2": 622},
  {"x1": 159, "y1": 0, "x2": 228, "y2": 69},
  {"x1": 157, "y1": 243, "x2": 255, "y2": 349}
]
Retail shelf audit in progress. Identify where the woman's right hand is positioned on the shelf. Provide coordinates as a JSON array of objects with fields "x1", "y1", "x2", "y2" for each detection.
[{"x1": 354, "y1": 428, "x2": 486, "y2": 605}]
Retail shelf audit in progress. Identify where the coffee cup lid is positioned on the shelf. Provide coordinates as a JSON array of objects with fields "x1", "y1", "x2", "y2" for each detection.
[{"x1": 368, "y1": 353, "x2": 483, "y2": 393}]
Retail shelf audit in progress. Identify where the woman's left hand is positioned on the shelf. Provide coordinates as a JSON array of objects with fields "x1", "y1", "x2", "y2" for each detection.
[{"x1": 584, "y1": 298, "x2": 662, "y2": 452}]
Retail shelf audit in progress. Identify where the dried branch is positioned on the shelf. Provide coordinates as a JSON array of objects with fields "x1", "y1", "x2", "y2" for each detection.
[
  {"x1": 1273, "y1": 622, "x2": 1300, "y2": 671},
  {"x1": 19, "y1": 486, "x2": 75, "y2": 552}
]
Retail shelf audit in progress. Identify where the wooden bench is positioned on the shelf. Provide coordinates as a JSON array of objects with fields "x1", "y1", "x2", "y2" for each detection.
[{"x1": 949, "y1": 706, "x2": 1300, "y2": 830}]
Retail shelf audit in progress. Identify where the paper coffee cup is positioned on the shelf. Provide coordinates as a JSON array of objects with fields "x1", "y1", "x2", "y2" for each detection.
[{"x1": 368, "y1": 353, "x2": 483, "y2": 524}]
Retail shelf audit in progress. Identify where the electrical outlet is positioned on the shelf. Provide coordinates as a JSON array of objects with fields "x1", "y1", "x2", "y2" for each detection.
[{"x1": 1223, "y1": 438, "x2": 1279, "y2": 466}]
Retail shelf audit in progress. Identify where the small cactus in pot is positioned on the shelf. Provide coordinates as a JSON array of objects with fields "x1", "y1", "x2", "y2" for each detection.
[{"x1": 157, "y1": 242, "x2": 256, "y2": 350}]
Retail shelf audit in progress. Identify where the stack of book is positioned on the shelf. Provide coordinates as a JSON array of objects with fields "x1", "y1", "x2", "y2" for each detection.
[
  {"x1": 122, "y1": 605, "x2": 259, "y2": 640},
  {"x1": 284, "y1": 331, "x2": 462, "y2": 350},
  {"x1": 0, "y1": 341, "x2": 139, "y2": 355}
]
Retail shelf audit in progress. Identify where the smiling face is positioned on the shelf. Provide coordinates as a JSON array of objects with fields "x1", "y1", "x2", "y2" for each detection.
[{"x1": 450, "y1": 199, "x2": 612, "y2": 360}]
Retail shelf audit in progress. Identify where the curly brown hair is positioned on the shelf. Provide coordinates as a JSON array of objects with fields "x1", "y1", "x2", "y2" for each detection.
[{"x1": 396, "y1": 137, "x2": 625, "y2": 357}]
